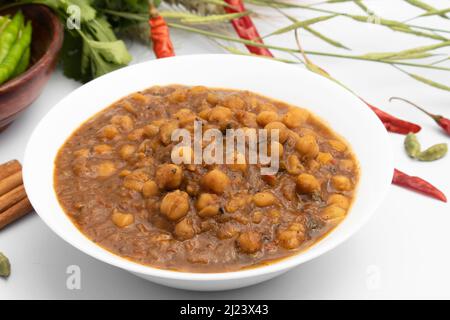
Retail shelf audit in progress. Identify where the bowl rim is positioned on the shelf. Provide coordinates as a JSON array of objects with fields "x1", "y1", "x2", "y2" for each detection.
[
  {"x1": 23, "y1": 54, "x2": 394, "y2": 282},
  {"x1": 0, "y1": 4, "x2": 64, "y2": 94}
]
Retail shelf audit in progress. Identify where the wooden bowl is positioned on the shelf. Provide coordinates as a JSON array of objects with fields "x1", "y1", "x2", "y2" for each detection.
[{"x1": 0, "y1": 4, "x2": 64, "y2": 132}]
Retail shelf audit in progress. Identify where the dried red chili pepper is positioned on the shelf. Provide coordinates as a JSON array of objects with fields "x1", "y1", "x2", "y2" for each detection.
[
  {"x1": 390, "y1": 97, "x2": 450, "y2": 136},
  {"x1": 223, "y1": 0, "x2": 273, "y2": 57},
  {"x1": 392, "y1": 169, "x2": 447, "y2": 202},
  {"x1": 364, "y1": 101, "x2": 422, "y2": 134},
  {"x1": 149, "y1": 3, "x2": 175, "y2": 59}
]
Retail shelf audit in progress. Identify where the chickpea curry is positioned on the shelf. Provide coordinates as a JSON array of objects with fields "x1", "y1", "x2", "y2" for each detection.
[{"x1": 54, "y1": 85, "x2": 359, "y2": 273}]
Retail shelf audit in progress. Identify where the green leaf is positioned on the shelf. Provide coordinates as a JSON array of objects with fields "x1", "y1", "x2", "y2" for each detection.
[
  {"x1": 264, "y1": 15, "x2": 337, "y2": 38},
  {"x1": 406, "y1": 73, "x2": 450, "y2": 92}
]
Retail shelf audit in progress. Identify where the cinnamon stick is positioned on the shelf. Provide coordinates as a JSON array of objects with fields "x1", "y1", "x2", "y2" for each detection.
[
  {"x1": 0, "y1": 184, "x2": 27, "y2": 212},
  {"x1": 0, "y1": 171, "x2": 22, "y2": 196},
  {"x1": 0, "y1": 197, "x2": 33, "y2": 230},
  {"x1": 0, "y1": 160, "x2": 21, "y2": 181}
]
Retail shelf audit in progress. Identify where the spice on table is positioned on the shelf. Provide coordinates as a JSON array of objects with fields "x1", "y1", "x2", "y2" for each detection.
[
  {"x1": 0, "y1": 160, "x2": 34, "y2": 230},
  {"x1": 223, "y1": 0, "x2": 274, "y2": 57},
  {"x1": 390, "y1": 97, "x2": 450, "y2": 136},
  {"x1": 403, "y1": 133, "x2": 447, "y2": 161},
  {"x1": 149, "y1": 1, "x2": 175, "y2": 59},
  {"x1": 392, "y1": 169, "x2": 447, "y2": 202},
  {"x1": 0, "y1": 252, "x2": 10, "y2": 278},
  {"x1": 404, "y1": 133, "x2": 421, "y2": 158},
  {"x1": 416, "y1": 143, "x2": 448, "y2": 161},
  {"x1": 365, "y1": 102, "x2": 422, "y2": 134}
]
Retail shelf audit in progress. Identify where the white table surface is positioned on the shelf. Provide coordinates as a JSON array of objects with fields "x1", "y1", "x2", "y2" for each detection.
[{"x1": 1, "y1": 1, "x2": 449, "y2": 299}]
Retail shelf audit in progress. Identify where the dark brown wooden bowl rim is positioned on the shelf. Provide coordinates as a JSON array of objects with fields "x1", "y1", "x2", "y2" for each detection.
[{"x1": 0, "y1": 4, "x2": 64, "y2": 93}]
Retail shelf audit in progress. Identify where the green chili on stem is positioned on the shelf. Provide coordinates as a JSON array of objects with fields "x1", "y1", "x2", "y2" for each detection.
[
  {"x1": 0, "y1": 21, "x2": 32, "y2": 85},
  {"x1": 0, "y1": 11, "x2": 23, "y2": 64}
]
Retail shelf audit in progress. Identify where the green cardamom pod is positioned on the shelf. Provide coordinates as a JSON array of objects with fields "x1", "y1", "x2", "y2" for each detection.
[
  {"x1": 0, "y1": 252, "x2": 11, "y2": 278},
  {"x1": 417, "y1": 143, "x2": 448, "y2": 161},
  {"x1": 404, "y1": 133, "x2": 421, "y2": 158}
]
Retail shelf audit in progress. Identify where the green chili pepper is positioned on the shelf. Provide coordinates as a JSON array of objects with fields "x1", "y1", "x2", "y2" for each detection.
[
  {"x1": 0, "y1": 16, "x2": 11, "y2": 35},
  {"x1": 0, "y1": 11, "x2": 24, "y2": 64},
  {"x1": 0, "y1": 21, "x2": 32, "y2": 85},
  {"x1": 0, "y1": 252, "x2": 10, "y2": 278},
  {"x1": 417, "y1": 143, "x2": 448, "y2": 161},
  {"x1": 404, "y1": 133, "x2": 421, "y2": 158},
  {"x1": 11, "y1": 46, "x2": 30, "y2": 78}
]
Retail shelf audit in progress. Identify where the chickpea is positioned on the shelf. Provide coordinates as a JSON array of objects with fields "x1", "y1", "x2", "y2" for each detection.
[
  {"x1": 217, "y1": 223, "x2": 239, "y2": 239},
  {"x1": 74, "y1": 149, "x2": 89, "y2": 158},
  {"x1": 160, "y1": 190, "x2": 190, "y2": 221},
  {"x1": 264, "y1": 121, "x2": 288, "y2": 144},
  {"x1": 127, "y1": 128, "x2": 145, "y2": 141},
  {"x1": 286, "y1": 155, "x2": 304, "y2": 175},
  {"x1": 228, "y1": 152, "x2": 247, "y2": 172},
  {"x1": 196, "y1": 193, "x2": 220, "y2": 217},
  {"x1": 321, "y1": 205, "x2": 347, "y2": 220},
  {"x1": 268, "y1": 209, "x2": 281, "y2": 223},
  {"x1": 223, "y1": 95, "x2": 245, "y2": 110},
  {"x1": 111, "y1": 115, "x2": 134, "y2": 132},
  {"x1": 225, "y1": 195, "x2": 248, "y2": 213},
  {"x1": 252, "y1": 211, "x2": 263, "y2": 224},
  {"x1": 328, "y1": 139, "x2": 347, "y2": 152},
  {"x1": 331, "y1": 175, "x2": 352, "y2": 191},
  {"x1": 339, "y1": 159, "x2": 355, "y2": 172},
  {"x1": 119, "y1": 144, "x2": 136, "y2": 160},
  {"x1": 198, "y1": 108, "x2": 211, "y2": 120},
  {"x1": 122, "y1": 101, "x2": 136, "y2": 114},
  {"x1": 256, "y1": 111, "x2": 278, "y2": 127},
  {"x1": 316, "y1": 152, "x2": 333, "y2": 165},
  {"x1": 269, "y1": 141, "x2": 284, "y2": 158},
  {"x1": 190, "y1": 86, "x2": 207, "y2": 94},
  {"x1": 168, "y1": 88, "x2": 187, "y2": 103},
  {"x1": 295, "y1": 134, "x2": 319, "y2": 159},
  {"x1": 143, "y1": 124, "x2": 159, "y2": 137},
  {"x1": 208, "y1": 106, "x2": 232, "y2": 123},
  {"x1": 237, "y1": 231, "x2": 262, "y2": 254},
  {"x1": 111, "y1": 211, "x2": 134, "y2": 228},
  {"x1": 282, "y1": 108, "x2": 309, "y2": 128},
  {"x1": 155, "y1": 164, "x2": 183, "y2": 190},
  {"x1": 206, "y1": 93, "x2": 219, "y2": 105},
  {"x1": 131, "y1": 92, "x2": 149, "y2": 105},
  {"x1": 123, "y1": 178, "x2": 144, "y2": 192},
  {"x1": 119, "y1": 169, "x2": 131, "y2": 177},
  {"x1": 96, "y1": 161, "x2": 116, "y2": 177},
  {"x1": 142, "y1": 180, "x2": 159, "y2": 197},
  {"x1": 174, "y1": 108, "x2": 196, "y2": 127},
  {"x1": 100, "y1": 125, "x2": 119, "y2": 140},
  {"x1": 307, "y1": 159, "x2": 320, "y2": 172},
  {"x1": 94, "y1": 144, "x2": 112, "y2": 154},
  {"x1": 277, "y1": 226, "x2": 305, "y2": 249},
  {"x1": 236, "y1": 111, "x2": 258, "y2": 128},
  {"x1": 328, "y1": 194, "x2": 350, "y2": 209},
  {"x1": 159, "y1": 121, "x2": 179, "y2": 145},
  {"x1": 296, "y1": 173, "x2": 321, "y2": 194},
  {"x1": 201, "y1": 169, "x2": 230, "y2": 194},
  {"x1": 253, "y1": 192, "x2": 277, "y2": 207},
  {"x1": 174, "y1": 218, "x2": 195, "y2": 240}
]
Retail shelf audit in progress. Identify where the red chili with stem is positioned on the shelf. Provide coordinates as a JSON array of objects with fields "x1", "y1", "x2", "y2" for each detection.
[
  {"x1": 392, "y1": 169, "x2": 447, "y2": 202},
  {"x1": 223, "y1": 0, "x2": 273, "y2": 57},
  {"x1": 365, "y1": 102, "x2": 422, "y2": 134},
  {"x1": 390, "y1": 97, "x2": 450, "y2": 136},
  {"x1": 149, "y1": 2, "x2": 175, "y2": 59}
]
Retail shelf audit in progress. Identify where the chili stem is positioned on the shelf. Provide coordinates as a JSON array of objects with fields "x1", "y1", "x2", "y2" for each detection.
[{"x1": 389, "y1": 97, "x2": 436, "y2": 119}]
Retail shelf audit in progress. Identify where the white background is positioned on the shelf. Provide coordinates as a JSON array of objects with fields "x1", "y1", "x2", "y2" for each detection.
[{"x1": 0, "y1": 0, "x2": 449, "y2": 299}]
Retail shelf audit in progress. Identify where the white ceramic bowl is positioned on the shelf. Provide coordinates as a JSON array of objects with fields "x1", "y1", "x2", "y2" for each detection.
[{"x1": 23, "y1": 54, "x2": 393, "y2": 291}]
